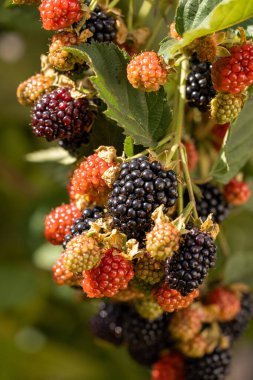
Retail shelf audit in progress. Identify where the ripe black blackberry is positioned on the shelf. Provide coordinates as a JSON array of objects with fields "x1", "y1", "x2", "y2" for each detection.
[
  {"x1": 63, "y1": 207, "x2": 103, "y2": 249},
  {"x1": 123, "y1": 309, "x2": 169, "y2": 352},
  {"x1": 165, "y1": 227, "x2": 216, "y2": 296},
  {"x1": 220, "y1": 292, "x2": 253, "y2": 341},
  {"x1": 186, "y1": 348, "x2": 232, "y2": 380},
  {"x1": 31, "y1": 87, "x2": 93, "y2": 142},
  {"x1": 195, "y1": 183, "x2": 230, "y2": 224},
  {"x1": 90, "y1": 302, "x2": 128, "y2": 346},
  {"x1": 82, "y1": 1, "x2": 117, "y2": 43},
  {"x1": 186, "y1": 53, "x2": 216, "y2": 112},
  {"x1": 107, "y1": 157, "x2": 178, "y2": 240},
  {"x1": 58, "y1": 130, "x2": 90, "y2": 157}
]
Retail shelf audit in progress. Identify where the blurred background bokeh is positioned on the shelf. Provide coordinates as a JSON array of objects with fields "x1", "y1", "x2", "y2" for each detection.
[{"x1": 0, "y1": 1, "x2": 253, "y2": 379}]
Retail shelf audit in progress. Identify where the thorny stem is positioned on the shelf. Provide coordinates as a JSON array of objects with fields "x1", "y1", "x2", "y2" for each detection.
[{"x1": 180, "y1": 145, "x2": 198, "y2": 219}]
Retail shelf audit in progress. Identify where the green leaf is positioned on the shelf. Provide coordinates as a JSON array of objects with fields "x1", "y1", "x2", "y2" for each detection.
[
  {"x1": 211, "y1": 97, "x2": 253, "y2": 184},
  {"x1": 159, "y1": 0, "x2": 253, "y2": 61},
  {"x1": 124, "y1": 136, "x2": 134, "y2": 157},
  {"x1": 73, "y1": 42, "x2": 172, "y2": 148},
  {"x1": 224, "y1": 251, "x2": 253, "y2": 286},
  {"x1": 176, "y1": 0, "x2": 223, "y2": 36}
]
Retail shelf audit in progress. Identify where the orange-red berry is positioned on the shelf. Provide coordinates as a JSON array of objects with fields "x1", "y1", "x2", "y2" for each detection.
[
  {"x1": 152, "y1": 353, "x2": 185, "y2": 380},
  {"x1": 224, "y1": 178, "x2": 251, "y2": 206},
  {"x1": 207, "y1": 287, "x2": 241, "y2": 321}
]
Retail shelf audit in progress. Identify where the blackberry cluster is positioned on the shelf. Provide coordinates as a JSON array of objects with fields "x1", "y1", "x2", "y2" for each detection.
[
  {"x1": 32, "y1": 87, "x2": 93, "y2": 141},
  {"x1": 186, "y1": 348, "x2": 232, "y2": 380},
  {"x1": 195, "y1": 183, "x2": 230, "y2": 224},
  {"x1": 63, "y1": 207, "x2": 103, "y2": 249},
  {"x1": 165, "y1": 227, "x2": 216, "y2": 296},
  {"x1": 108, "y1": 157, "x2": 178, "y2": 240},
  {"x1": 186, "y1": 53, "x2": 216, "y2": 112},
  {"x1": 90, "y1": 302, "x2": 128, "y2": 346},
  {"x1": 123, "y1": 309, "x2": 169, "y2": 365},
  {"x1": 58, "y1": 130, "x2": 90, "y2": 157},
  {"x1": 220, "y1": 292, "x2": 253, "y2": 341},
  {"x1": 83, "y1": 1, "x2": 117, "y2": 43}
]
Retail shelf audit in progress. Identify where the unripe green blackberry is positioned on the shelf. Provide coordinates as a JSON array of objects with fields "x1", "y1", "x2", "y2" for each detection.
[
  {"x1": 146, "y1": 221, "x2": 180, "y2": 260},
  {"x1": 211, "y1": 92, "x2": 247, "y2": 124},
  {"x1": 129, "y1": 277, "x2": 153, "y2": 295},
  {"x1": 48, "y1": 32, "x2": 86, "y2": 72},
  {"x1": 17, "y1": 74, "x2": 53, "y2": 106},
  {"x1": 135, "y1": 255, "x2": 164, "y2": 285},
  {"x1": 135, "y1": 296, "x2": 163, "y2": 320},
  {"x1": 63, "y1": 233, "x2": 101, "y2": 273}
]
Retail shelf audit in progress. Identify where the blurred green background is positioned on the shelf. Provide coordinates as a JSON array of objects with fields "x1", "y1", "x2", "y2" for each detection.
[{"x1": 0, "y1": 2, "x2": 253, "y2": 380}]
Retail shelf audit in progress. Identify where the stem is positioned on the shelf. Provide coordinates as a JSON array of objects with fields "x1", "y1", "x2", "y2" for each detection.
[
  {"x1": 108, "y1": 0, "x2": 120, "y2": 8},
  {"x1": 127, "y1": 0, "x2": 134, "y2": 30},
  {"x1": 137, "y1": 0, "x2": 153, "y2": 25},
  {"x1": 180, "y1": 145, "x2": 198, "y2": 219},
  {"x1": 218, "y1": 229, "x2": 230, "y2": 257},
  {"x1": 89, "y1": 0, "x2": 97, "y2": 10}
]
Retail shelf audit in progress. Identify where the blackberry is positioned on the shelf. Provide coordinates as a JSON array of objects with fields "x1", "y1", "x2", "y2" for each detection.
[
  {"x1": 165, "y1": 227, "x2": 216, "y2": 296},
  {"x1": 81, "y1": 1, "x2": 117, "y2": 43},
  {"x1": 58, "y1": 130, "x2": 90, "y2": 157},
  {"x1": 108, "y1": 157, "x2": 178, "y2": 240},
  {"x1": 31, "y1": 87, "x2": 93, "y2": 142},
  {"x1": 63, "y1": 207, "x2": 103, "y2": 249},
  {"x1": 186, "y1": 348, "x2": 232, "y2": 380},
  {"x1": 195, "y1": 183, "x2": 230, "y2": 224},
  {"x1": 90, "y1": 302, "x2": 128, "y2": 346},
  {"x1": 220, "y1": 292, "x2": 253, "y2": 341},
  {"x1": 186, "y1": 53, "x2": 216, "y2": 112},
  {"x1": 123, "y1": 309, "x2": 169, "y2": 352}
]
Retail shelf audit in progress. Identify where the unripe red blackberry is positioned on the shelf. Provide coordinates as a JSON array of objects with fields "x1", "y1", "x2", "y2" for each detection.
[
  {"x1": 135, "y1": 296, "x2": 163, "y2": 320},
  {"x1": 165, "y1": 227, "x2": 217, "y2": 296},
  {"x1": 211, "y1": 92, "x2": 246, "y2": 124},
  {"x1": 90, "y1": 302, "x2": 128, "y2": 346},
  {"x1": 52, "y1": 254, "x2": 81, "y2": 286},
  {"x1": 108, "y1": 157, "x2": 178, "y2": 241},
  {"x1": 39, "y1": 0, "x2": 83, "y2": 30},
  {"x1": 152, "y1": 353, "x2": 185, "y2": 380},
  {"x1": 212, "y1": 123, "x2": 230, "y2": 150},
  {"x1": 146, "y1": 221, "x2": 180, "y2": 260},
  {"x1": 186, "y1": 348, "x2": 232, "y2": 380},
  {"x1": 69, "y1": 147, "x2": 118, "y2": 208},
  {"x1": 135, "y1": 255, "x2": 164, "y2": 285},
  {"x1": 195, "y1": 183, "x2": 230, "y2": 223},
  {"x1": 184, "y1": 139, "x2": 199, "y2": 171},
  {"x1": 31, "y1": 87, "x2": 93, "y2": 142},
  {"x1": 186, "y1": 53, "x2": 216, "y2": 112},
  {"x1": 44, "y1": 203, "x2": 81, "y2": 245},
  {"x1": 212, "y1": 43, "x2": 253, "y2": 94},
  {"x1": 48, "y1": 32, "x2": 86, "y2": 72},
  {"x1": 81, "y1": 249, "x2": 134, "y2": 298},
  {"x1": 207, "y1": 287, "x2": 241, "y2": 321},
  {"x1": 63, "y1": 206, "x2": 103, "y2": 249},
  {"x1": 17, "y1": 74, "x2": 53, "y2": 106},
  {"x1": 153, "y1": 283, "x2": 199, "y2": 313},
  {"x1": 127, "y1": 52, "x2": 168, "y2": 92},
  {"x1": 63, "y1": 233, "x2": 101, "y2": 273},
  {"x1": 224, "y1": 178, "x2": 251, "y2": 206},
  {"x1": 169, "y1": 306, "x2": 204, "y2": 342},
  {"x1": 220, "y1": 292, "x2": 253, "y2": 341},
  {"x1": 81, "y1": 1, "x2": 117, "y2": 43}
]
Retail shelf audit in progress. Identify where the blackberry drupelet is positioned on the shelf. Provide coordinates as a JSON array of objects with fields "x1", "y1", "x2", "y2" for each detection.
[
  {"x1": 186, "y1": 348, "x2": 232, "y2": 380},
  {"x1": 195, "y1": 183, "x2": 230, "y2": 223},
  {"x1": 58, "y1": 130, "x2": 90, "y2": 157},
  {"x1": 165, "y1": 227, "x2": 216, "y2": 296},
  {"x1": 31, "y1": 87, "x2": 93, "y2": 142},
  {"x1": 83, "y1": 1, "x2": 117, "y2": 43},
  {"x1": 90, "y1": 302, "x2": 128, "y2": 346},
  {"x1": 220, "y1": 292, "x2": 253, "y2": 341},
  {"x1": 63, "y1": 207, "x2": 103, "y2": 249},
  {"x1": 123, "y1": 309, "x2": 169, "y2": 351},
  {"x1": 186, "y1": 53, "x2": 216, "y2": 112},
  {"x1": 107, "y1": 156, "x2": 178, "y2": 240}
]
